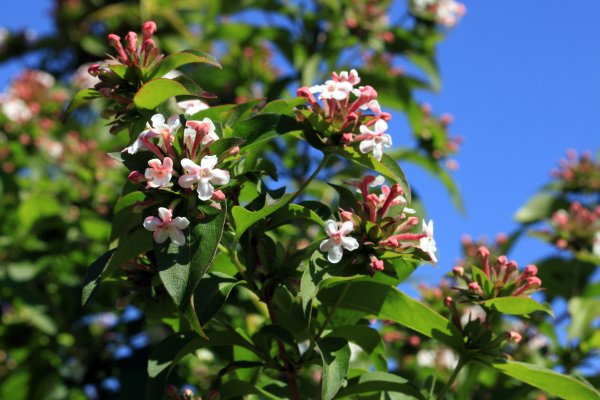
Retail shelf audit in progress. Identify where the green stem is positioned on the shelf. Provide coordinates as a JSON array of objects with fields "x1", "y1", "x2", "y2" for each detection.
[
  {"x1": 287, "y1": 153, "x2": 332, "y2": 204},
  {"x1": 437, "y1": 358, "x2": 466, "y2": 400}
]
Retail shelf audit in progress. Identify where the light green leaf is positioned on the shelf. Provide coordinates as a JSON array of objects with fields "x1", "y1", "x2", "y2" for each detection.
[
  {"x1": 318, "y1": 337, "x2": 351, "y2": 400},
  {"x1": 491, "y1": 360, "x2": 600, "y2": 400},
  {"x1": 231, "y1": 193, "x2": 294, "y2": 244},
  {"x1": 568, "y1": 297, "x2": 600, "y2": 340},
  {"x1": 63, "y1": 88, "x2": 99, "y2": 120},
  {"x1": 133, "y1": 75, "x2": 215, "y2": 110},
  {"x1": 481, "y1": 297, "x2": 554, "y2": 318},
  {"x1": 514, "y1": 193, "x2": 569, "y2": 224},
  {"x1": 148, "y1": 49, "x2": 221, "y2": 80}
]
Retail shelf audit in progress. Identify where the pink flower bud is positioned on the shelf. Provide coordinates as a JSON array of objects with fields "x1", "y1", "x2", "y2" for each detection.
[
  {"x1": 211, "y1": 189, "x2": 226, "y2": 202},
  {"x1": 142, "y1": 21, "x2": 158, "y2": 41},
  {"x1": 524, "y1": 265, "x2": 538, "y2": 276},
  {"x1": 227, "y1": 146, "x2": 240, "y2": 156},
  {"x1": 341, "y1": 133, "x2": 354, "y2": 143},
  {"x1": 444, "y1": 296, "x2": 454, "y2": 307},
  {"x1": 125, "y1": 31, "x2": 138, "y2": 54},
  {"x1": 506, "y1": 331, "x2": 522, "y2": 343},
  {"x1": 452, "y1": 266, "x2": 464, "y2": 276},
  {"x1": 297, "y1": 86, "x2": 316, "y2": 105},
  {"x1": 87, "y1": 64, "x2": 101, "y2": 76},
  {"x1": 128, "y1": 171, "x2": 145, "y2": 183},
  {"x1": 440, "y1": 113, "x2": 454, "y2": 126},
  {"x1": 468, "y1": 282, "x2": 481, "y2": 292},
  {"x1": 340, "y1": 210, "x2": 354, "y2": 222},
  {"x1": 369, "y1": 256, "x2": 384, "y2": 272},
  {"x1": 107, "y1": 34, "x2": 127, "y2": 62},
  {"x1": 526, "y1": 276, "x2": 542, "y2": 289},
  {"x1": 408, "y1": 335, "x2": 421, "y2": 347}
]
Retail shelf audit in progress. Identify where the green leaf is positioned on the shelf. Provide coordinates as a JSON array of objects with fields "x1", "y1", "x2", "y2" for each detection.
[
  {"x1": 147, "y1": 330, "x2": 259, "y2": 400},
  {"x1": 209, "y1": 137, "x2": 246, "y2": 156},
  {"x1": 318, "y1": 281, "x2": 462, "y2": 350},
  {"x1": 231, "y1": 193, "x2": 294, "y2": 244},
  {"x1": 480, "y1": 297, "x2": 554, "y2": 318},
  {"x1": 330, "y1": 325, "x2": 382, "y2": 355},
  {"x1": 318, "y1": 337, "x2": 351, "y2": 400},
  {"x1": 133, "y1": 75, "x2": 216, "y2": 110},
  {"x1": 155, "y1": 205, "x2": 226, "y2": 337},
  {"x1": 491, "y1": 360, "x2": 600, "y2": 400},
  {"x1": 335, "y1": 371, "x2": 425, "y2": 399},
  {"x1": 82, "y1": 229, "x2": 152, "y2": 306},
  {"x1": 194, "y1": 272, "x2": 243, "y2": 325},
  {"x1": 267, "y1": 203, "x2": 326, "y2": 229},
  {"x1": 514, "y1": 192, "x2": 569, "y2": 223},
  {"x1": 567, "y1": 297, "x2": 600, "y2": 340},
  {"x1": 260, "y1": 97, "x2": 306, "y2": 116},
  {"x1": 235, "y1": 113, "x2": 302, "y2": 147},
  {"x1": 148, "y1": 49, "x2": 221, "y2": 80},
  {"x1": 63, "y1": 88, "x2": 99, "y2": 120},
  {"x1": 218, "y1": 379, "x2": 281, "y2": 400},
  {"x1": 329, "y1": 147, "x2": 411, "y2": 203},
  {"x1": 81, "y1": 249, "x2": 116, "y2": 307}
]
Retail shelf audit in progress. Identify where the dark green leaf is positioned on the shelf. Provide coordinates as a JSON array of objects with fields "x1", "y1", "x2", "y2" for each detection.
[
  {"x1": 335, "y1": 371, "x2": 425, "y2": 399},
  {"x1": 194, "y1": 272, "x2": 243, "y2": 325},
  {"x1": 318, "y1": 337, "x2": 351, "y2": 400},
  {"x1": 156, "y1": 205, "x2": 226, "y2": 337},
  {"x1": 81, "y1": 249, "x2": 116, "y2": 307},
  {"x1": 235, "y1": 113, "x2": 302, "y2": 147}
]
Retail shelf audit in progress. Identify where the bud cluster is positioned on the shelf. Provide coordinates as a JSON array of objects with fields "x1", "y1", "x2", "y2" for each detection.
[
  {"x1": 550, "y1": 149, "x2": 600, "y2": 193},
  {"x1": 541, "y1": 201, "x2": 600, "y2": 257},
  {"x1": 409, "y1": 0, "x2": 467, "y2": 28},
  {"x1": 452, "y1": 246, "x2": 542, "y2": 300},
  {"x1": 416, "y1": 103, "x2": 463, "y2": 170},
  {"x1": 297, "y1": 69, "x2": 393, "y2": 161}
]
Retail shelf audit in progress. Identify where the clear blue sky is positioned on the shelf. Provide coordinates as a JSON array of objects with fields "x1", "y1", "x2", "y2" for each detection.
[{"x1": 1, "y1": 2, "x2": 598, "y2": 284}]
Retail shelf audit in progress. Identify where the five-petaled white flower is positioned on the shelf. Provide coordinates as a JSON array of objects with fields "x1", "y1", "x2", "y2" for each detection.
[
  {"x1": 143, "y1": 207, "x2": 190, "y2": 246},
  {"x1": 358, "y1": 119, "x2": 392, "y2": 161},
  {"x1": 320, "y1": 220, "x2": 360, "y2": 263},
  {"x1": 126, "y1": 113, "x2": 181, "y2": 154},
  {"x1": 177, "y1": 99, "x2": 209, "y2": 115},
  {"x1": 178, "y1": 155, "x2": 230, "y2": 201},
  {"x1": 145, "y1": 157, "x2": 173, "y2": 188},
  {"x1": 419, "y1": 219, "x2": 438, "y2": 263},
  {"x1": 310, "y1": 80, "x2": 354, "y2": 101},
  {"x1": 184, "y1": 118, "x2": 219, "y2": 150}
]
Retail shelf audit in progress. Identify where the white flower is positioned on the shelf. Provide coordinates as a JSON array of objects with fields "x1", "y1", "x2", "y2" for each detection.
[
  {"x1": 594, "y1": 231, "x2": 600, "y2": 258},
  {"x1": 145, "y1": 157, "x2": 173, "y2": 188},
  {"x1": 419, "y1": 219, "x2": 438, "y2": 263},
  {"x1": 143, "y1": 207, "x2": 190, "y2": 246},
  {"x1": 1, "y1": 97, "x2": 32, "y2": 122},
  {"x1": 435, "y1": 0, "x2": 466, "y2": 27},
  {"x1": 416, "y1": 349, "x2": 436, "y2": 367},
  {"x1": 178, "y1": 99, "x2": 209, "y2": 115},
  {"x1": 178, "y1": 155, "x2": 230, "y2": 201},
  {"x1": 310, "y1": 80, "x2": 354, "y2": 101},
  {"x1": 359, "y1": 99, "x2": 382, "y2": 114},
  {"x1": 319, "y1": 220, "x2": 359, "y2": 263},
  {"x1": 358, "y1": 120, "x2": 392, "y2": 161},
  {"x1": 184, "y1": 118, "x2": 219, "y2": 150},
  {"x1": 438, "y1": 349, "x2": 459, "y2": 370},
  {"x1": 336, "y1": 69, "x2": 361, "y2": 86},
  {"x1": 125, "y1": 114, "x2": 181, "y2": 154}
]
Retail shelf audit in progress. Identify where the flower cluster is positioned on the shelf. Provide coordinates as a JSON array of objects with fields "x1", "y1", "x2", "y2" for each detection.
[
  {"x1": 297, "y1": 69, "x2": 393, "y2": 161},
  {"x1": 452, "y1": 246, "x2": 543, "y2": 300},
  {"x1": 126, "y1": 113, "x2": 231, "y2": 246},
  {"x1": 550, "y1": 149, "x2": 600, "y2": 193},
  {"x1": 319, "y1": 175, "x2": 437, "y2": 269},
  {"x1": 409, "y1": 0, "x2": 467, "y2": 28},
  {"x1": 415, "y1": 103, "x2": 462, "y2": 170},
  {"x1": 540, "y1": 201, "x2": 600, "y2": 257},
  {"x1": 455, "y1": 233, "x2": 509, "y2": 270}
]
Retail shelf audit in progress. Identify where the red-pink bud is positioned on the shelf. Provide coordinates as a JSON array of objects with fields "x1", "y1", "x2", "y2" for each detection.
[
  {"x1": 452, "y1": 266, "x2": 464, "y2": 276},
  {"x1": 526, "y1": 276, "x2": 542, "y2": 289},
  {"x1": 211, "y1": 190, "x2": 226, "y2": 202},
  {"x1": 468, "y1": 282, "x2": 481, "y2": 292},
  {"x1": 142, "y1": 21, "x2": 158, "y2": 41},
  {"x1": 341, "y1": 133, "x2": 354, "y2": 143},
  {"x1": 444, "y1": 296, "x2": 454, "y2": 307},
  {"x1": 125, "y1": 31, "x2": 138, "y2": 54},
  {"x1": 228, "y1": 146, "x2": 240, "y2": 156},
  {"x1": 128, "y1": 171, "x2": 145, "y2": 184},
  {"x1": 524, "y1": 265, "x2": 538, "y2": 276},
  {"x1": 297, "y1": 86, "x2": 316, "y2": 105},
  {"x1": 87, "y1": 64, "x2": 101, "y2": 76},
  {"x1": 506, "y1": 331, "x2": 522, "y2": 343},
  {"x1": 340, "y1": 210, "x2": 354, "y2": 222},
  {"x1": 107, "y1": 34, "x2": 127, "y2": 62},
  {"x1": 369, "y1": 256, "x2": 384, "y2": 272}
]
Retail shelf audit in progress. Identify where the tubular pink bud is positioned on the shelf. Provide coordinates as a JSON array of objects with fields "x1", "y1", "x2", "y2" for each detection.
[
  {"x1": 87, "y1": 64, "x2": 101, "y2": 76},
  {"x1": 506, "y1": 331, "x2": 522, "y2": 343},
  {"x1": 468, "y1": 282, "x2": 481, "y2": 292},
  {"x1": 297, "y1": 86, "x2": 316, "y2": 106},
  {"x1": 340, "y1": 210, "x2": 354, "y2": 222},
  {"x1": 340, "y1": 133, "x2": 354, "y2": 143},
  {"x1": 142, "y1": 21, "x2": 158, "y2": 41},
  {"x1": 125, "y1": 31, "x2": 138, "y2": 54},
  {"x1": 211, "y1": 190, "x2": 226, "y2": 202},
  {"x1": 348, "y1": 85, "x2": 378, "y2": 114},
  {"x1": 444, "y1": 296, "x2": 454, "y2": 307},
  {"x1": 452, "y1": 266, "x2": 464, "y2": 276},
  {"x1": 107, "y1": 34, "x2": 127, "y2": 62},
  {"x1": 524, "y1": 265, "x2": 538, "y2": 276},
  {"x1": 369, "y1": 256, "x2": 384, "y2": 272},
  {"x1": 477, "y1": 246, "x2": 491, "y2": 277}
]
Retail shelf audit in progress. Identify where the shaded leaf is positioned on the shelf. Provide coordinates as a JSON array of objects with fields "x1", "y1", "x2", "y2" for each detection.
[
  {"x1": 318, "y1": 336, "x2": 351, "y2": 400},
  {"x1": 148, "y1": 49, "x2": 221, "y2": 80},
  {"x1": 335, "y1": 371, "x2": 425, "y2": 399}
]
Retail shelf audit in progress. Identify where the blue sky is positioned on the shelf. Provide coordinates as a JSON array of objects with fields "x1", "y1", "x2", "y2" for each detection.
[{"x1": 1, "y1": 2, "x2": 598, "y2": 285}]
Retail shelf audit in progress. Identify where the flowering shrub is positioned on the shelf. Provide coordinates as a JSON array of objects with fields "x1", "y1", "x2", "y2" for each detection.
[{"x1": 0, "y1": 2, "x2": 598, "y2": 399}]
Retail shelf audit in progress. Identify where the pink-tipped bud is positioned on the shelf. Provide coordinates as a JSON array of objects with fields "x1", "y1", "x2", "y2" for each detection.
[
  {"x1": 452, "y1": 266, "x2": 464, "y2": 277},
  {"x1": 440, "y1": 113, "x2": 454, "y2": 126},
  {"x1": 526, "y1": 276, "x2": 542, "y2": 289},
  {"x1": 341, "y1": 133, "x2": 354, "y2": 143},
  {"x1": 408, "y1": 335, "x2": 421, "y2": 347},
  {"x1": 143, "y1": 38, "x2": 156, "y2": 52},
  {"x1": 444, "y1": 296, "x2": 454, "y2": 307},
  {"x1": 228, "y1": 146, "x2": 240, "y2": 156},
  {"x1": 107, "y1": 34, "x2": 127, "y2": 61},
  {"x1": 128, "y1": 171, "x2": 145, "y2": 184},
  {"x1": 211, "y1": 190, "x2": 226, "y2": 202},
  {"x1": 524, "y1": 265, "x2": 538, "y2": 276},
  {"x1": 87, "y1": 64, "x2": 101, "y2": 76},
  {"x1": 477, "y1": 246, "x2": 490, "y2": 258},
  {"x1": 506, "y1": 331, "x2": 522, "y2": 343},
  {"x1": 421, "y1": 103, "x2": 432, "y2": 115},
  {"x1": 468, "y1": 282, "x2": 481, "y2": 292},
  {"x1": 369, "y1": 256, "x2": 384, "y2": 272},
  {"x1": 340, "y1": 210, "x2": 354, "y2": 222},
  {"x1": 125, "y1": 31, "x2": 138, "y2": 53},
  {"x1": 497, "y1": 255, "x2": 508, "y2": 265},
  {"x1": 297, "y1": 86, "x2": 316, "y2": 105},
  {"x1": 477, "y1": 246, "x2": 491, "y2": 277},
  {"x1": 142, "y1": 21, "x2": 158, "y2": 41}
]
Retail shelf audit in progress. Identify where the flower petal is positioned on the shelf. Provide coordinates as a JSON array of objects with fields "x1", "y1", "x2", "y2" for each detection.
[
  {"x1": 209, "y1": 168, "x2": 230, "y2": 185},
  {"x1": 166, "y1": 114, "x2": 181, "y2": 132},
  {"x1": 341, "y1": 236, "x2": 359, "y2": 251},
  {"x1": 359, "y1": 139, "x2": 375, "y2": 154},
  {"x1": 154, "y1": 229, "x2": 169, "y2": 243},
  {"x1": 325, "y1": 220, "x2": 338, "y2": 236},
  {"x1": 171, "y1": 217, "x2": 190, "y2": 230},
  {"x1": 197, "y1": 179, "x2": 214, "y2": 201},
  {"x1": 168, "y1": 227, "x2": 186, "y2": 246},
  {"x1": 143, "y1": 216, "x2": 161, "y2": 231},
  {"x1": 180, "y1": 158, "x2": 200, "y2": 173},
  {"x1": 200, "y1": 155, "x2": 218, "y2": 170},
  {"x1": 327, "y1": 244, "x2": 344, "y2": 264},
  {"x1": 158, "y1": 207, "x2": 172, "y2": 222},
  {"x1": 151, "y1": 113, "x2": 165, "y2": 129},
  {"x1": 320, "y1": 239, "x2": 333, "y2": 252},
  {"x1": 339, "y1": 221, "x2": 354, "y2": 235}
]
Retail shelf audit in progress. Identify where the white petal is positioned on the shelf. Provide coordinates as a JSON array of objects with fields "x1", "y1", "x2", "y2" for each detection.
[
  {"x1": 200, "y1": 155, "x2": 218, "y2": 170},
  {"x1": 178, "y1": 174, "x2": 198, "y2": 188},
  {"x1": 374, "y1": 119, "x2": 388, "y2": 134},
  {"x1": 339, "y1": 221, "x2": 354, "y2": 235},
  {"x1": 180, "y1": 158, "x2": 200, "y2": 173},
  {"x1": 359, "y1": 125, "x2": 372, "y2": 135},
  {"x1": 154, "y1": 229, "x2": 169, "y2": 243},
  {"x1": 359, "y1": 139, "x2": 375, "y2": 154},
  {"x1": 381, "y1": 134, "x2": 393, "y2": 147},
  {"x1": 341, "y1": 236, "x2": 359, "y2": 251},
  {"x1": 184, "y1": 127, "x2": 196, "y2": 142},
  {"x1": 158, "y1": 207, "x2": 172, "y2": 222},
  {"x1": 202, "y1": 131, "x2": 219, "y2": 144},
  {"x1": 372, "y1": 143, "x2": 383, "y2": 161},
  {"x1": 209, "y1": 168, "x2": 230, "y2": 185},
  {"x1": 143, "y1": 216, "x2": 161, "y2": 231},
  {"x1": 168, "y1": 227, "x2": 186, "y2": 246},
  {"x1": 171, "y1": 217, "x2": 190, "y2": 230},
  {"x1": 147, "y1": 158, "x2": 162, "y2": 169},
  {"x1": 151, "y1": 114, "x2": 165, "y2": 129},
  {"x1": 327, "y1": 245, "x2": 344, "y2": 264},
  {"x1": 166, "y1": 115, "x2": 181, "y2": 132},
  {"x1": 320, "y1": 239, "x2": 333, "y2": 252},
  {"x1": 197, "y1": 179, "x2": 214, "y2": 201},
  {"x1": 324, "y1": 220, "x2": 338, "y2": 236},
  {"x1": 127, "y1": 138, "x2": 143, "y2": 154}
]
